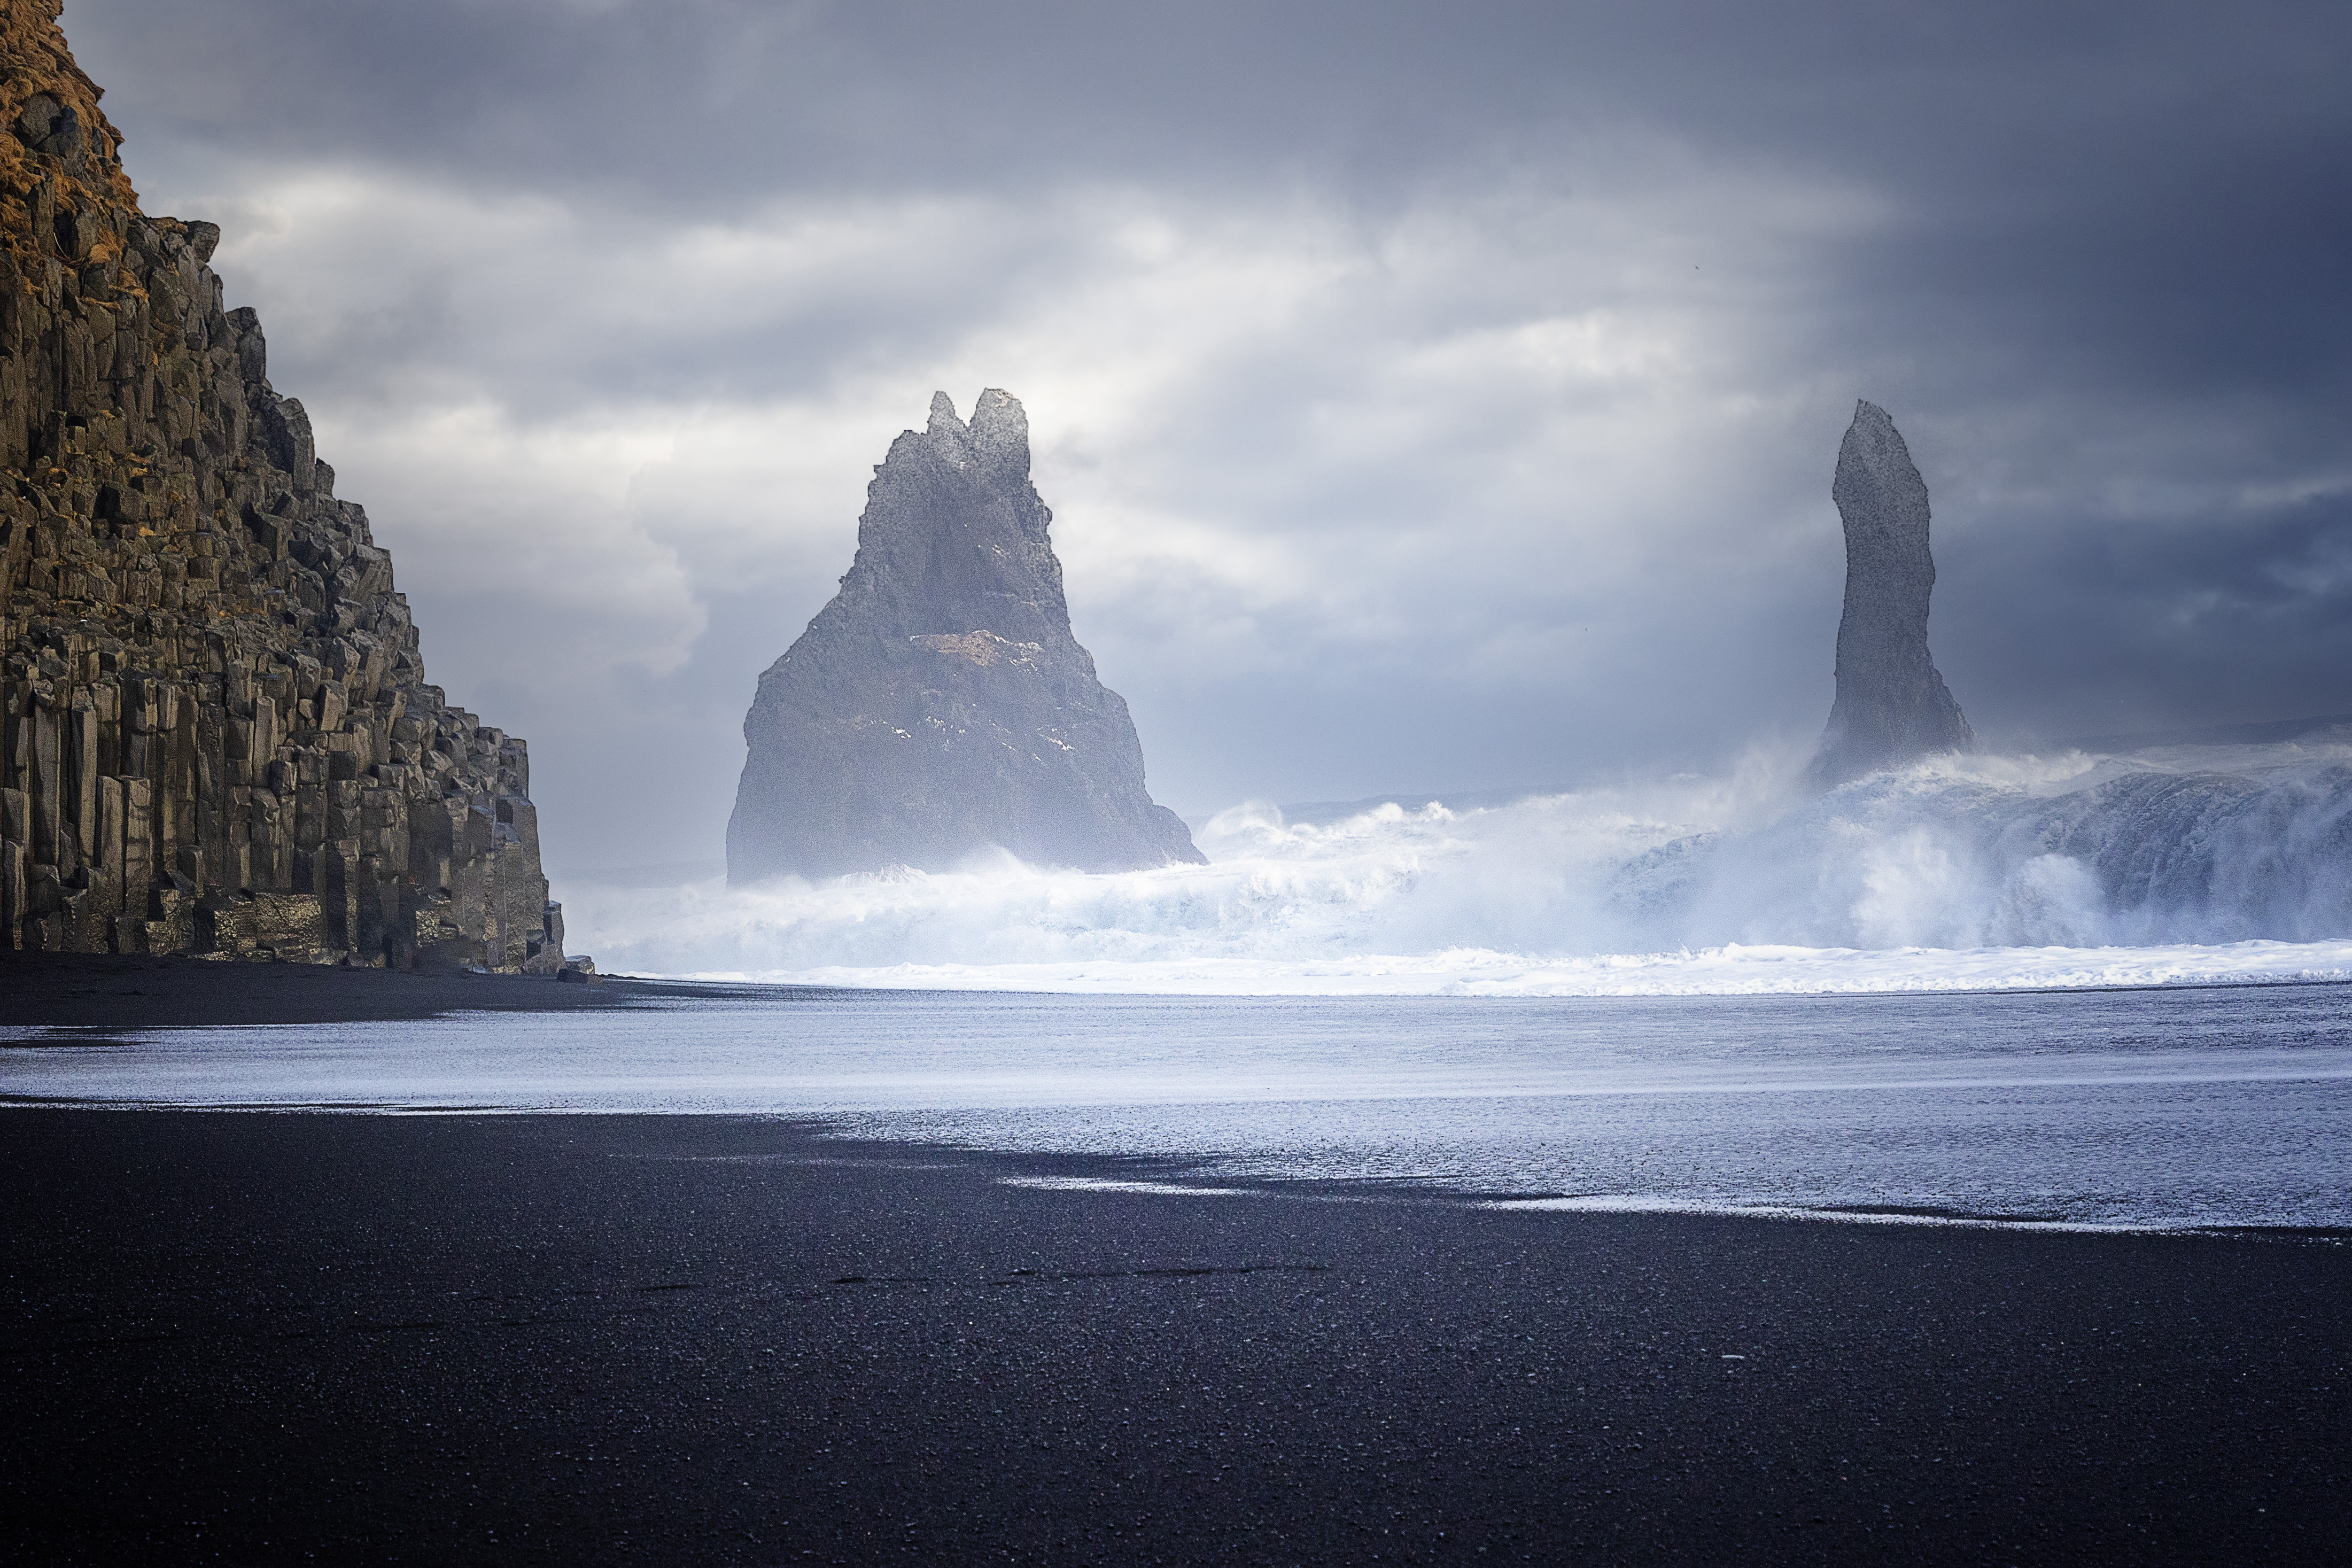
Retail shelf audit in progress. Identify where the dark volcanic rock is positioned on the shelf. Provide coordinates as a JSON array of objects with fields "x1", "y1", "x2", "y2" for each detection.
[
  {"x1": 0, "y1": 4, "x2": 571, "y2": 970},
  {"x1": 1807, "y1": 401, "x2": 1975, "y2": 788},
  {"x1": 728, "y1": 390, "x2": 1204, "y2": 881}
]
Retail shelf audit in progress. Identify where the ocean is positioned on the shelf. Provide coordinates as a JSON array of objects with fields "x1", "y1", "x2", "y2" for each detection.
[
  {"x1": 555, "y1": 741, "x2": 2352, "y2": 994},
  {"x1": 12, "y1": 741, "x2": 2351, "y2": 1235},
  {"x1": 9, "y1": 982, "x2": 2348, "y2": 1232}
]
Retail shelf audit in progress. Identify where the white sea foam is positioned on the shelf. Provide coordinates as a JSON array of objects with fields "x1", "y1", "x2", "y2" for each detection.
[
  {"x1": 1002, "y1": 1177, "x2": 1254, "y2": 1197},
  {"x1": 558, "y1": 740, "x2": 2352, "y2": 995},
  {"x1": 640, "y1": 941, "x2": 2352, "y2": 997}
]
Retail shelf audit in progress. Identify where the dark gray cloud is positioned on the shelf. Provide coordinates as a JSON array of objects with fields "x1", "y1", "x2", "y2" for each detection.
[
  {"x1": 57, "y1": 0, "x2": 2352, "y2": 868},
  {"x1": 86, "y1": 3, "x2": 2347, "y2": 197}
]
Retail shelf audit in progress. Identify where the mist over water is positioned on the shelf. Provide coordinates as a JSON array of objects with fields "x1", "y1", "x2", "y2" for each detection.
[{"x1": 559, "y1": 739, "x2": 2352, "y2": 993}]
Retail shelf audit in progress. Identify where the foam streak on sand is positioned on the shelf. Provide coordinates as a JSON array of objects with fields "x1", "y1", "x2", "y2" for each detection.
[{"x1": 560, "y1": 741, "x2": 2352, "y2": 995}]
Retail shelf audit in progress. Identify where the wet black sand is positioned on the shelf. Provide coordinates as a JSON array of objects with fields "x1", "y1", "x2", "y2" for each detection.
[
  {"x1": 2, "y1": 1110, "x2": 2345, "y2": 1565},
  {"x1": 0, "y1": 951, "x2": 729, "y2": 1030}
]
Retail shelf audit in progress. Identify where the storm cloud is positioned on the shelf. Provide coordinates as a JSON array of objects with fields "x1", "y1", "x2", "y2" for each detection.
[{"x1": 61, "y1": 0, "x2": 2352, "y2": 871}]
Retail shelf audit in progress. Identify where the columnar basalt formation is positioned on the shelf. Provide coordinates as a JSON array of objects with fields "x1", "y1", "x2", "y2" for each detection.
[
  {"x1": 1807, "y1": 400, "x2": 1975, "y2": 788},
  {"x1": 0, "y1": 4, "x2": 566, "y2": 968},
  {"x1": 728, "y1": 390, "x2": 1204, "y2": 881}
]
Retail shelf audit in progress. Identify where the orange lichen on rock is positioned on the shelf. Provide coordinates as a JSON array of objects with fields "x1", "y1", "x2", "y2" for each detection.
[{"x1": 0, "y1": 0, "x2": 139, "y2": 237}]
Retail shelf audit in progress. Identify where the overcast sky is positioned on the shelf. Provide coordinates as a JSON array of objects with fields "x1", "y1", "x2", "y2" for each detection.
[{"x1": 63, "y1": 0, "x2": 2352, "y2": 870}]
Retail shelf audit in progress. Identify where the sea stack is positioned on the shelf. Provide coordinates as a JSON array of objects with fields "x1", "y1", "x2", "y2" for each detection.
[
  {"x1": 1806, "y1": 401, "x2": 1975, "y2": 788},
  {"x1": 727, "y1": 391, "x2": 1204, "y2": 881},
  {"x1": 0, "y1": 4, "x2": 571, "y2": 969}
]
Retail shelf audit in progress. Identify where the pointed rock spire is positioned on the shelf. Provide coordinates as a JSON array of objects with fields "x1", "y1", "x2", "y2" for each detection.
[
  {"x1": 925, "y1": 390, "x2": 971, "y2": 462},
  {"x1": 1807, "y1": 401, "x2": 1975, "y2": 788},
  {"x1": 968, "y1": 386, "x2": 1029, "y2": 484},
  {"x1": 728, "y1": 391, "x2": 1204, "y2": 880}
]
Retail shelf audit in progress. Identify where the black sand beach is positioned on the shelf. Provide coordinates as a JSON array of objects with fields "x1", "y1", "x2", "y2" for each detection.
[
  {"x1": 2, "y1": 1106, "x2": 2345, "y2": 1565},
  {"x1": 0, "y1": 952, "x2": 691, "y2": 1030}
]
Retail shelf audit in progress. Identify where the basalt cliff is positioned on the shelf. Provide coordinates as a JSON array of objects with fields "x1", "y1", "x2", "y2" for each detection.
[
  {"x1": 729, "y1": 390, "x2": 1203, "y2": 881},
  {"x1": 0, "y1": 4, "x2": 569, "y2": 968},
  {"x1": 1807, "y1": 400, "x2": 1975, "y2": 788}
]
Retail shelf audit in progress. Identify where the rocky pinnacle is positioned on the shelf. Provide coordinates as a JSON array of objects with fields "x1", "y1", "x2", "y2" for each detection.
[
  {"x1": 727, "y1": 390, "x2": 1204, "y2": 881},
  {"x1": 1806, "y1": 400, "x2": 1975, "y2": 788}
]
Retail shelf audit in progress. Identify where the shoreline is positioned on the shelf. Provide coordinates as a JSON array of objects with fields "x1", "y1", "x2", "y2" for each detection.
[
  {"x1": 12, "y1": 948, "x2": 2352, "y2": 1027},
  {"x1": 5, "y1": 1099, "x2": 2348, "y2": 1245},
  {"x1": 0, "y1": 951, "x2": 774, "y2": 1029},
  {"x1": 3, "y1": 1108, "x2": 2346, "y2": 1564},
  {"x1": 607, "y1": 961, "x2": 2352, "y2": 1003}
]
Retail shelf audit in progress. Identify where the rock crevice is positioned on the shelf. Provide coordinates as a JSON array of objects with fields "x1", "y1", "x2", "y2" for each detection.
[
  {"x1": 728, "y1": 389, "x2": 1203, "y2": 881},
  {"x1": 0, "y1": 4, "x2": 569, "y2": 968}
]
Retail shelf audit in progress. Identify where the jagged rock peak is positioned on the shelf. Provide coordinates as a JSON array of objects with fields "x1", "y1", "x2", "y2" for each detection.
[
  {"x1": 925, "y1": 390, "x2": 969, "y2": 454},
  {"x1": 0, "y1": 5, "x2": 577, "y2": 971},
  {"x1": 968, "y1": 387, "x2": 1030, "y2": 482},
  {"x1": 1806, "y1": 400, "x2": 1975, "y2": 789},
  {"x1": 728, "y1": 390, "x2": 1204, "y2": 881},
  {"x1": 922, "y1": 386, "x2": 1029, "y2": 483}
]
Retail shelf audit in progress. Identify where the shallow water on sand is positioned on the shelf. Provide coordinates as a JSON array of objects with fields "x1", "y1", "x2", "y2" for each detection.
[{"x1": 5, "y1": 982, "x2": 2349, "y2": 1232}]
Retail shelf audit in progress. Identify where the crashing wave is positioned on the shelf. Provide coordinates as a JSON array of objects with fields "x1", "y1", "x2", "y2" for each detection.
[
  {"x1": 558, "y1": 738, "x2": 2352, "y2": 990},
  {"x1": 1636, "y1": 753, "x2": 2352, "y2": 951}
]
